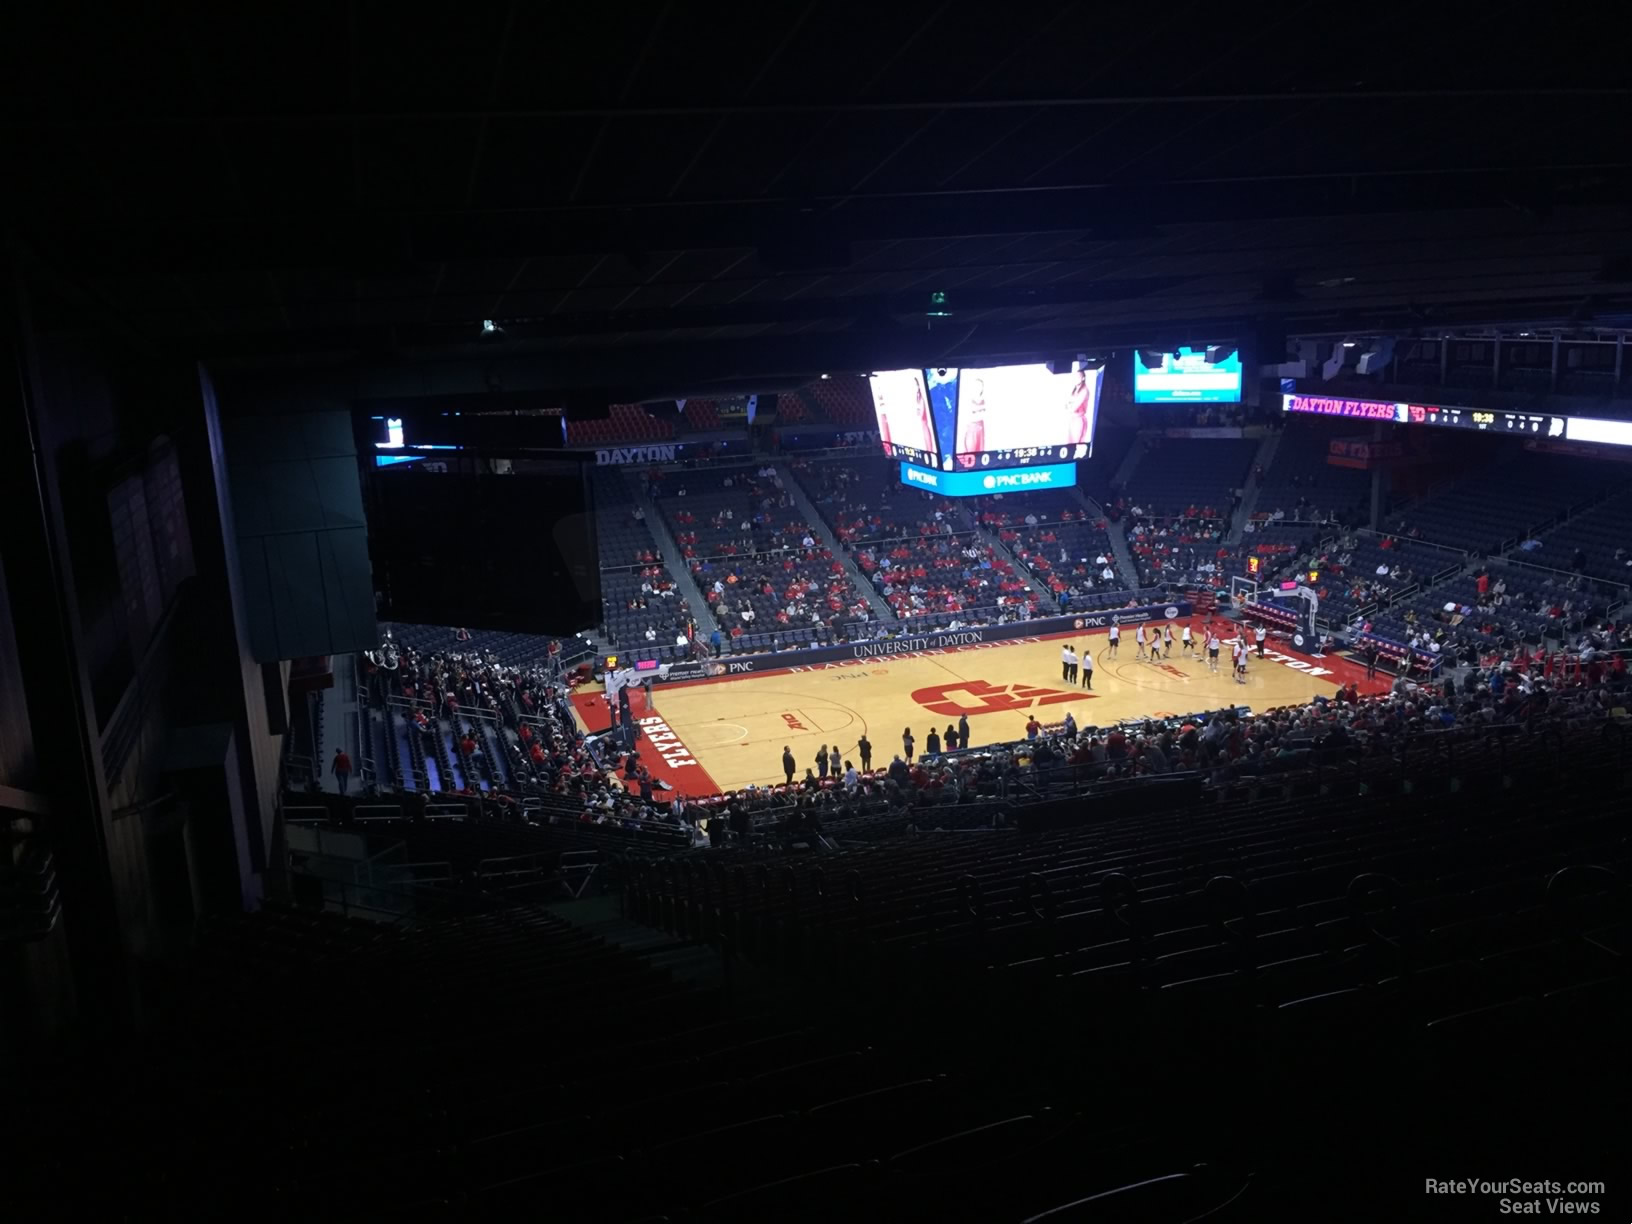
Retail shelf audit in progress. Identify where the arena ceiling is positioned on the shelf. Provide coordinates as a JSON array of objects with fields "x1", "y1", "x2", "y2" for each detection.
[{"x1": 5, "y1": 1, "x2": 1632, "y2": 393}]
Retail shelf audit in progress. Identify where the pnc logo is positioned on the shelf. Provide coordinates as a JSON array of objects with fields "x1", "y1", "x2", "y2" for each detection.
[
  {"x1": 904, "y1": 466, "x2": 940, "y2": 487},
  {"x1": 911, "y1": 679, "x2": 1089, "y2": 718},
  {"x1": 781, "y1": 712, "x2": 809, "y2": 730},
  {"x1": 981, "y1": 469, "x2": 1056, "y2": 490}
]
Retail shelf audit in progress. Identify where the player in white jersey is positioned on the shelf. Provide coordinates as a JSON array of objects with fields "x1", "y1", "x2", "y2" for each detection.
[
  {"x1": 1107, "y1": 620, "x2": 1120, "y2": 657},
  {"x1": 1181, "y1": 622, "x2": 1195, "y2": 656},
  {"x1": 1161, "y1": 623, "x2": 1175, "y2": 658},
  {"x1": 1135, "y1": 623, "x2": 1148, "y2": 660},
  {"x1": 1206, "y1": 631, "x2": 1221, "y2": 672},
  {"x1": 1234, "y1": 638, "x2": 1249, "y2": 683}
]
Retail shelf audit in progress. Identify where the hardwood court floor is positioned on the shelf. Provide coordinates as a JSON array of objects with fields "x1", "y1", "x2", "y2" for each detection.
[{"x1": 580, "y1": 625, "x2": 1382, "y2": 797}]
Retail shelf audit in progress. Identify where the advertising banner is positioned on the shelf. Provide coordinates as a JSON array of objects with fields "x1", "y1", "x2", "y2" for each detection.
[
  {"x1": 1326, "y1": 436, "x2": 1404, "y2": 469},
  {"x1": 898, "y1": 460, "x2": 1078, "y2": 497}
]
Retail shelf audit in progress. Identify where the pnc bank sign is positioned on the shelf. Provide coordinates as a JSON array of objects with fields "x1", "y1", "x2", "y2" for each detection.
[{"x1": 898, "y1": 461, "x2": 1078, "y2": 498}]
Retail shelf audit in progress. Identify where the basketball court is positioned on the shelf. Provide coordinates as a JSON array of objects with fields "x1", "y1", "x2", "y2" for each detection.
[{"x1": 572, "y1": 622, "x2": 1383, "y2": 796}]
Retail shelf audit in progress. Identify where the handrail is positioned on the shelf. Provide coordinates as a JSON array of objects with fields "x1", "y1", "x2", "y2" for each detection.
[
  {"x1": 1506, "y1": 556, "x2": 1631, "y2": 593},
  {"x1": 386, "y1": 694, "x2": 506, "y2": 721},
  {"x1": 1355, "y1": 527, "x2": 1471, "y2": 559},
  {"x1": 834, "y1": 526, "x2": 985, "y2": 550},
  {"x1": 100, "y1": 595, "x2": 182, "y2": 789},
  {"x1": 353, "y1": 804, "x2": 407, "y2": 823}
]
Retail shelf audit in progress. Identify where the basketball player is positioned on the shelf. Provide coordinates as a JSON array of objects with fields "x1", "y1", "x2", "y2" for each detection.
[
  {"x1": 1234, "y1": 638, "x2": 1249, "y2": 684},
  {"x1": 1254, "y1": 623, "x2": 1268, "y2": 658},
  {"x1": 958, "y1": 376, "x2": 988, "y2": 464},
  {"x1": 1135, "y1": 622, "x2": 1148, "y2": 660},
  {"x1": 1181, "y1": 621, "x2": 1195, "y2": 657},
  {"x1": 1161, "y1": 623, "x2": 1175, "y2": 658},
  {"x1": 1206, "y1": 629, "x2": 1221, "y2": 672},
  {"x1": 1080, "y1": 647, "x2": 1094, "y2": 689},
  {"x1": 876, "y1": 375, "x2": 934, "y2": 458},
  {"x1": 1065, "y1": 368, "x2": 1095, "y2": 446},
  {"x1": 1108, "y1": 619, "x2": 1120, "y2": 658}
]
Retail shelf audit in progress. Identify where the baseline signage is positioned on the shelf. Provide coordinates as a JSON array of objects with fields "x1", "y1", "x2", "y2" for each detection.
[
  {"x1": 898, "y1": 460, "x2": 1077, "y2": 497},
  {"x1": 614, "y1": 601, "x2": 1193, "y2": 679}
]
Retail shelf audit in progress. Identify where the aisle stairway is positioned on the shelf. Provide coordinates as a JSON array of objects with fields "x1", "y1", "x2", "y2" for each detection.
[
  {"x1": 1229, "y1": 430, "x2": 1282, "y2": 544},
  {"x1": 1104, "y1": 513, "x2": 1141, "y2": 589},
  {"x1": 317, "y1": 662, "x2": 363, "y2": 794},
  {"x1": 1111, "y1": 432, "x2": 1149, "y2": 491},
  {"x1": 777, "y1": 462, "x2": 895, "y2": 622},
  {"x1": 626, "y1": 469, "x2": 715, "y2": 631},
  {"x1": 549, "y1": 894, "x2": 725, "y2": 989}
]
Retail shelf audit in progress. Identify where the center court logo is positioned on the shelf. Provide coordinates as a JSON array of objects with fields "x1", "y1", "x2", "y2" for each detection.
[
  {"x1": 911, "y1": 679, "x2": 1090, "y2": 718},
  {"x1": 981, "y1": 470, "x2": 1056, "y2": 491}
]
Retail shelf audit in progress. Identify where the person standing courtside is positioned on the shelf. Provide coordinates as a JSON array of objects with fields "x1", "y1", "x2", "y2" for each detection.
[
  {"x1": 903, "y1": 727, "x2": 915, "y2": 760},
  {"x1": 1255, "y1": 623, "x2": 1268, "y2": 658},
  {"x1": 816, "y1": 743, "x2": 829, "y2": 779},
  {"x1": 1108, "y1": 619, "x2": 1120, "y2": 658},
  {"x1": 1062, "y1": 643, "x2": 1078, "y2": 684},
  {"x1": 782, "y1": 746, "x2": 796, "y2": 785},
  {"x1": 958, "y1": 714, "x2": 970, "y2": 751},
  {"x1": 1081, "y1": 647, "x2": 1094, "y2": 689},
  {"x1": 857, "y1": 734, "x2": 872, "y2": 772}
]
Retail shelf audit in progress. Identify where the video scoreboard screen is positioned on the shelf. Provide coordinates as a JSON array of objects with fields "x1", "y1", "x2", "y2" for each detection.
[
  {"x1": 874, "y1": 362, "x2": 1104, "y2": 483},
  {"x1": 953, "y1": 362, "x2": 1102, "y2": 469},
  {"x1": 1134, "y1": 346, "x2": 1243, "y2": 403},
  {"x1": 868, "y1": 368, "x2": 940, "y2": 467},
  {"x1": 1281, "y1": 392, "x2": 1567, "y2": 438}
]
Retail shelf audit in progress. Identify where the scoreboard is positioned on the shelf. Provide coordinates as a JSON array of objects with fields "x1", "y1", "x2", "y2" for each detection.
[{"x1": 1282, "y1": 392, "x2": 1567, "y2": 438}]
